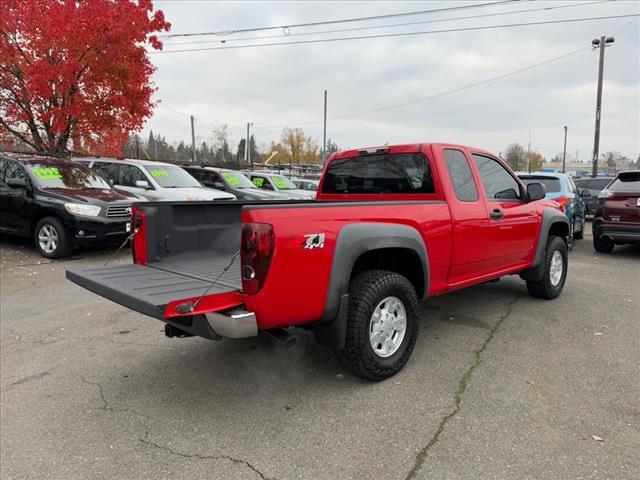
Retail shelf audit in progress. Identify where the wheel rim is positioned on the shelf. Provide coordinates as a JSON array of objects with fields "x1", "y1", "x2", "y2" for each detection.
[
  {"x1": 369, "y1": 296, "x2": 407, "y2": 358},
  {"x1": 38, "y1": 225, "x2": 58, "y2": 254},
  {"x1": 549, "y1": 250, "x2": 563, "y2": 286}
]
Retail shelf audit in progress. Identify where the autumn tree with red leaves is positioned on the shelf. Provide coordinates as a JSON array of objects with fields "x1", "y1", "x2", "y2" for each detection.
[{"x1": 0, "y1": 0, "x2": 170, "y2": 157}]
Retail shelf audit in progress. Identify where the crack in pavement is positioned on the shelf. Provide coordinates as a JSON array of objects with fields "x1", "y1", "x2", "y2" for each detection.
[
  {"x1": 139, "y1": 436, "x2": 274, "y2": 480},
  {"x1": 405, "y1": 293, "x2": 521, "y2": 480},
  {"x1": 78, "y1": 377, "x2": 272, "y2": 480}
]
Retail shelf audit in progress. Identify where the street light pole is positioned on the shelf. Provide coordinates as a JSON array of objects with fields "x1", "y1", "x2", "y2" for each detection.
[
  {"x1": 562, "y1": 126, "x2": 568, "y2": 173},
  {"x1": 591, "y1": 35, "x2": 615, "y2": 177},
  {"x1": 245, "y1": 122, "x2": 254, "y2": 170},
  {"x1": 190, "y1": 115, "x2": 197, "y2": 163}
]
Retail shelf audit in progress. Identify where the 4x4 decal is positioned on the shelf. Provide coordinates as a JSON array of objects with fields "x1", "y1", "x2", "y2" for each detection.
[{"x1": 303, "y1": 234, "x2": 325, "y2": 249}]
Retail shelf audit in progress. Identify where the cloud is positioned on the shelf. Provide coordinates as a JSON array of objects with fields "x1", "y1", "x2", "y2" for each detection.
[{"x1": 145, "y1": 0, "x2": 640, "y2": 159}]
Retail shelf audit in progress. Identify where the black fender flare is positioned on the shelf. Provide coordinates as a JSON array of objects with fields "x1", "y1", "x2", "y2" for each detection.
[
  {"x1": 314, "y1": 222, "x2": 429, "y2": 349},
  {"x1": 519, "y1": 208, "x2": 570, "y2": 282}
]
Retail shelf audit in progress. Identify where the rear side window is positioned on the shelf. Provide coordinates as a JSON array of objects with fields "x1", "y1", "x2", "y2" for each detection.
[
  {"x1": 322, "y1": 153, "x2": 434, "y2": 194},
  {"x1": 608, "y1": 173, "x2": 640, "y2": 192},
  {"x1": 443, "y1": 149, "x2": 478, "y2": 201},
  {"x1": 472, "y1": 154, "x2": 522, "y2": 200},
  {"x1": 119, "y1": 165, "x2": 148, "y2": 187},
  {"x1": 92, "y1": 162, "x2": 119, "y2": 184},
  {"x1": 519, "y1": 176, "x2": 561, "y2": 193}
]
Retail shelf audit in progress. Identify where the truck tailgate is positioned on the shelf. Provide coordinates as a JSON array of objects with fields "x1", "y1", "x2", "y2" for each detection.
[{"x1": 67, "y1": 258, "x2": 241, "y2": 319}]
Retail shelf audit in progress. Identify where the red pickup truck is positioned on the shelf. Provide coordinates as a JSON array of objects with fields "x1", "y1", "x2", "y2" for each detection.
[{"x1": 67, "y1": 143, "x2": 569, "y2": 380}]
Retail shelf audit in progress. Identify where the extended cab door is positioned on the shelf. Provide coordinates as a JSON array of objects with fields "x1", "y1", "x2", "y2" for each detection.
[
  {"x1": 437, "y1": 147, "x2": 489, "y2": 283},
  {"x1": 471, "y1": 153, "x2": 538, "y2": 271}
]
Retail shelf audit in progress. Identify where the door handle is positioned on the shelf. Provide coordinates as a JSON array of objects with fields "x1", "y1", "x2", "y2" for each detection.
[{"x1": 490, "y1": 209, "x2": 504, "y2": 220}]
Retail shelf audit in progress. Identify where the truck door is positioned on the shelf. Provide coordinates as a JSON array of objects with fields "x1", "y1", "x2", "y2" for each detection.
[
  {"x1": 439, "y1": 148, "x2": 489, "y2": 283},
  {"x1": 471, "y1": 153, "x2": 538, "y2": 271}
]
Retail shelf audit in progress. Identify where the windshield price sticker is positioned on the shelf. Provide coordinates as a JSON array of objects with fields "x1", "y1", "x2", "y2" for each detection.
[
  {"x1": 272, "y1": 177, "x2": 288, "y2": 189},
  {"x1": 33, "y1": 167, "x2": 62, "y2": 179},
  {"x1": 150, "y1": 169, "x2": 169, "y2": 177},
  {"x1": 252, "y1": 177, "x2": 265, "y2": 187},
  {"x1": 222, "y1": 171, "x2": 240, "y2": 187}
]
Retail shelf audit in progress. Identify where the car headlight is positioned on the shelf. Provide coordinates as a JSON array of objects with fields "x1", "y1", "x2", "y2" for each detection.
[{"x1": 64, "y1": 203, "x2": 102, "y2": 217}]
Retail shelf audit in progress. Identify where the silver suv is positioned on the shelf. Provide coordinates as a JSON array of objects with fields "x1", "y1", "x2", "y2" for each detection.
[{"x1": 74, "y1": 158, "x2": 236, "y2": 201}]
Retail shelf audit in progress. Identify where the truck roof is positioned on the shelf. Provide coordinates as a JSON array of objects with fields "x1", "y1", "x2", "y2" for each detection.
[{"x1": 330, "y1": 142, "x2": 497, "y2": 160}]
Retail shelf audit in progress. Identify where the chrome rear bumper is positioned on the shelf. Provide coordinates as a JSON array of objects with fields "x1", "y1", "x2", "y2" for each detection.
[{"x1": 205, "y1": 309, "x2": 258, "y2": 338}]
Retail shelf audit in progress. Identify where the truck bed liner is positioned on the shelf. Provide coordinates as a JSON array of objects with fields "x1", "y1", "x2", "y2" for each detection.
[{"x1": 67, "y1": 260, "x2": 240, "y2": 319}]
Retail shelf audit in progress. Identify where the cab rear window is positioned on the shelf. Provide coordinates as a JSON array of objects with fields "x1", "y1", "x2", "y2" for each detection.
[{"x1": 322, "y1": 153, "x2": 434, "y2": 194}]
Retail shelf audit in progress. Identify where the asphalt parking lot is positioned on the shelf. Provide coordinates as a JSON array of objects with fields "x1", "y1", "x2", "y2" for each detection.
[{"x1": 1, "y1": 225, "x2": 638, "y2": 480}]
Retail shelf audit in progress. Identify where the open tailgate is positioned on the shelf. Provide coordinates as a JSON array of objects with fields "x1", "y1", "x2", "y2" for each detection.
[{"x1": 66, "y1": 263, "x2": 240, "y2": 319}]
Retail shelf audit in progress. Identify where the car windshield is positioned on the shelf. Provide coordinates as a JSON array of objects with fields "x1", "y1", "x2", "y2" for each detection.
[
  {"x1": 220, "y1": 170, "x2": 256, "y2": 189},
  {"x1": 143, "y1": 165, "x2": 201, "y2": 188},
  {"x1": 519, "y1": 176, "x2": 561, "y2": 193},
  {"x1": 270, "y1": 175, "x2": 297, "y2": 190},
  {"x1": 608, "y1": 173, "x2": 640, "y2": 192},
  {"x1": 28, "y1": 163, "x2": 111, "y2": 190}
]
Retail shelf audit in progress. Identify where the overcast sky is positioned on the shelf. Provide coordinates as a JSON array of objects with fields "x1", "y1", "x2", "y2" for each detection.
[{"x1": 144, "y1": 0, "x2": 640, "y2": 161}]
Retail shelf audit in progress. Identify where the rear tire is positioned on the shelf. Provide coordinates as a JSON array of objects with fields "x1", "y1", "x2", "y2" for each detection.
[
  {"x1": 335, "y1": 270, "x2": 419, "y2": 381},
  {"x1": 526, "y1": 235, "x2": 568, "y2": 300},
  {"x1": 34, "y1": 217, "x2": 72, "y2": 259},
  {"x1": 593, "y1": 235, "x2": 614, "y2": 253}
]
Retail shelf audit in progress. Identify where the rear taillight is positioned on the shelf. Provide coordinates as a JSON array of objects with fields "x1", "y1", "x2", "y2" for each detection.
[
  {"x1": 598, "y1": 189, "x2": 614, "y2": 205},
  {"x1": 241, "y1": 223, "x2": 274, "y2": 295},
  {"x1": 131, "y1": 208, "x2": 147, "y2": 265},
  {"x1": 555, "y1": 196, "x2": 569, "y2": 212}
]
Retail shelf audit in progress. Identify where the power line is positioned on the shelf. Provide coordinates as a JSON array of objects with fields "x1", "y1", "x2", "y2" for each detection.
[
  {"x1": 158, "y1": 101, "x2": 191, "y2": 117},
  {"x1": 160, "y1": 0, "x2": 613, "y2": 47},
  {"x1": 152, "y1": 14, "x2": 639, "y2": 54},
  {"x1": 253, "y1": 46, "x2": 593, "y2": 130},
  {"x1": 158, "y1": 0, "x2": 521, "y2": 38}
]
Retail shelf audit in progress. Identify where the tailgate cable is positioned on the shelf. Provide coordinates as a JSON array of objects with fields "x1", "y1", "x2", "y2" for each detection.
[
  {"x1": 175, "y1": 249, "x2": 241, "y2": 314},
  {"x1": 102, "y1": 228, "x2": 139, "y2": 266}
]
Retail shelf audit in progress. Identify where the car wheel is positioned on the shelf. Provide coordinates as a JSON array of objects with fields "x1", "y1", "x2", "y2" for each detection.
[
  {"x1": 593, "y1": 235, "x2": 614, "y2": 253},
  {"x1": 526, "y1": 235, "x2": 568, "y2": 300},
  {"x1": 335, "y1": 270, "x2": 419, "y2": 381},
  {"x1": 573, "y1": 217, "x2": 584, "y2": 240},
  {"x1": 34, "y1": 217, "x2": 72, "y2": 259}
]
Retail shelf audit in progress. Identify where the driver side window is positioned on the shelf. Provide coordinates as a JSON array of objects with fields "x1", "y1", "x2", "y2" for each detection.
[{"x1": 472, "y1": 154, "x2": 522, "y2": 200}]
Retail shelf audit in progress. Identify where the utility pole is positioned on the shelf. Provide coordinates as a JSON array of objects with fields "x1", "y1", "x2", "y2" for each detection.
[
  {"x1": 562, "y1": 126, "x2": 568, "y2": 173},
  {"x1": 190, "y1": 115, "x2": 197, "y2": 163},
  {"x1": 322, "y1": 90, "x2": 328, "y2": 164},
  {"x1": 245, "y1": 122, "x2": 254, "y2": 170},
  {"x1": 591, "y1": 35, "x2": 615, "y2": 177}
]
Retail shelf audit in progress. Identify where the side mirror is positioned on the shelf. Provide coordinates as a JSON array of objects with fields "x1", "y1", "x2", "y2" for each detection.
[
  {"x1": 580, "y1": 189, "x2": 591, "y2": 197},
  {"x1": 135, "y1": 180, "x2": 150, "y2": 189},
  {"x1": 7, "y1": 178, "x2": 26, "y2": 189},
  {"x1": 526, "y1": 182, "x2": 546, "y2": 201},
  {"x1": 213, "y1": 181, "x2": 225, "y2": 190}
]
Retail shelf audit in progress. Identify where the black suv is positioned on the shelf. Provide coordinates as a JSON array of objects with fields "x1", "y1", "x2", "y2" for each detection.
[{"x1": 0, "y1": 153, "x2": 139, "y2": 258}]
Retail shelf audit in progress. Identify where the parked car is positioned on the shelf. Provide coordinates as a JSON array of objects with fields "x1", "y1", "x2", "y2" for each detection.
[
  {"x1": 68, "y1": 142, "x2": 569, "y2": 380},
  {"x1": 592, "y1": 171, "x2": 640, "y2": 253},
  {"x1": 0, "y1": 153, "x2": 139, "y2": 258},
  {"x1": 292, "y1": 177, "x2": 319, "y2": 193},
  {"x1": 518, "y1": 172, "x2": 586, "y2": 241},
  {"x1": 243, "y1": 171, "x2": 315, "y2": 199},
  {"x1": 181, "y1": 166, "x2": 289, "y2": 200},
  {"x1": 75, "y1": 158, "x2": 236, "y2": 201},
  {"x1": 574, "y1": 176, "x2": 615, "y2": 215}
]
